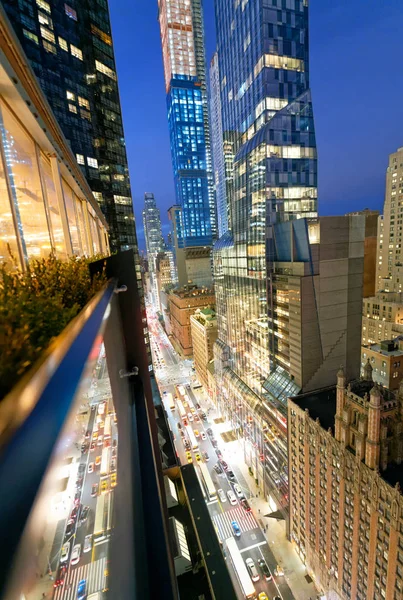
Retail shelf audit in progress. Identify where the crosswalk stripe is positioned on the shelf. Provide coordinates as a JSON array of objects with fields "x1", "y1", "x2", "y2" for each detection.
[
  {"x1": 53, "y1": 558, "x2": 106, "y2": 599},
  {"x1": 212, "y1": 505, "x2": 259, "y2": 541}
]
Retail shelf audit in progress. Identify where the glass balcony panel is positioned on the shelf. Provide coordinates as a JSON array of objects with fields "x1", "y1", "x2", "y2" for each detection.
[
  {"x1": 0, "y1": 100, "x2": 51, "y2": 260},
  {"x1": 62, "y1": 180, "x2": 80, "y2": 255},
  {"x1": 39, "y1": 154, "x2": 68, "y2": 259},
  {"x1": 0, "y1": 142, "x2": 19, "y2": 266}
]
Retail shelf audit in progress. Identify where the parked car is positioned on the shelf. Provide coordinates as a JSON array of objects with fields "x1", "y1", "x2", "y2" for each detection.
[
  {"x1": 79, "y1": 505, "x2": 90, "y2": 524},
  {"x1": 60, "y1": 542, "x2": 70, "y2": 563},
  {"x1": 88, "y1": 462, "x2": 94, "y2": 474},
  {"x1": 217, "y1": 488, "x2": 226, "y2": 502},
  {"x1": 91, "y1": 483, "x2": 98, "y2": 497},
  {"x1": 258, "y1": 593, "x2": 269, "y2": 600},
  {"x1": 214, "y1": 463, "x2": 223, "y2": 474},
  {"x1": 231, "y1": 521, "x2": 241, "y2": 537},
  {"x1": 195, "y1": 403, "x2": 201, "y2": 410},
  {"x1": 83, "y1": 535, "x2": 92, "y2": 553},
  {"x1": 207, "y1": 428, "x2": 213, "y2": 437},
  {"x1": 211, "y1": 439, "x2": 218, "y2": 448},
  {"x1": 215, "y1": 449, "x2": 222, "y2": 458},
  {"x1": 187, "y1": 413, "x2": 193, "y2": 422},
  {"x1": 202, "y1": 451, "x2": 209, "y2": 462},
  {"x1": 54, "y1": 565, "x2": 67, "y2": 588},
  {"x1": 245, "y1": 557, "x2": 260, "y2": 582},
  {"x1": 233, "y1": 483, "x2": 244, "y2": 498},
  {"x1": 241, "y1": 499, "x2": 251, "y2": 512},
  {"x1": 177, "y1": 422, "x2": 182, "y2": 430},
  {"x1": 201, "y1": 413, "x2": 207, "y2": 421},
  {"x1": 227, "y1": 470, "x2": 236, "y2": 481},
  {"x1": 220, "y1": 460, "x2": 228, "y2": 471},
  {"x1": 70, "y1": 543, "x2": 81, "y2": 565},
  {"x1": 258, "y1": 558, "x2": 272, "y2": 581},
  {"x1": 201, "y1": 431, "x2": 207, "y2": 440},
  {"x1": 227, "y1": 490, "x2": 237, "y2": 505}
]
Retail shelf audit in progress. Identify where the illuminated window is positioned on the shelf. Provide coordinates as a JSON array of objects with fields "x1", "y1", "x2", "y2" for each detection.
[
  {"x1": 87, "y1": 157, "x2": 98, "y2": 169},
  {"x1": 78, "y1": 96, "x2": 90, "y2": 110},
  {"x1": 65, "y1": 4, "x2": 77, "y2": 20},
  {"x1": 114, "y1": 195, "x2": 131, "y2": 205},
  {"x1": 113, "y1": 174, "x2": 125, "y2": 182},
  {"x1": 86, "y1": 74, "x2": 97, "y2": 85},
  {"x1": 68, "y1": 104, "x2": 77, "y2": 113},
  {"x1": 58, "y1": 37, "x2": 68, "y2": 51},
  {"x1": 43, "y1": 41, "x2": 56, "y2": 54},
  {"x1": 95, "y1": 60, "x2": 117, "y2": 81},
  {"x1": 66, "y1": 90, "x2": 75, "y2": 101},
  {"x1": 36, "y1": 0, "x2": 50, "y2": 13},
  {"x1": 23, "y1": 29, "x2": 39, "y2": 44},
  {"x1": 76, "y1": 154, "x2": 85, "y2": 165},
  {"x1": 80, "y1": 109, "x2": 91, "y2": 121},
  {"x1": 38, "y1": 12, "x2": 53, "y2": 28},
  {"x1": 90, "y1": 24, "x2": 112, "y2": 46},
  {"x1": 40, "y1": 26, "x2": 55, "y2": 44},
  {"x1": 70, "y1": 45, "x2": 83, "y2": 60}
]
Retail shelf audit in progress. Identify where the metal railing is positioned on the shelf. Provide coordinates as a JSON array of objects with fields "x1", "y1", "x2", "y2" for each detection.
[{"x1": 0, "y1": 251, "x2": 178, "y2": 600}]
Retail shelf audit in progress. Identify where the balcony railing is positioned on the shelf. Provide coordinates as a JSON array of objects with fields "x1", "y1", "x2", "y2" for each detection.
[{"x1": 0, "y1": 251, "x2": 177, "y2": 600}]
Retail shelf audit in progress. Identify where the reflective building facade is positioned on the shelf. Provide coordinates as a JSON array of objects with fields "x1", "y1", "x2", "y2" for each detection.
[
  {"x1": 2, "y1": 0, "x2": 138, "y2": 253},
  {"x1": 213, "y1": 0, "x2": 318, "y2": 513},
  {"x1": 158, "y1": 0, "x2": 216, "y2": 248},
  {"x1": 143, "y1": 193, "x2": 165, "y2": 257}
]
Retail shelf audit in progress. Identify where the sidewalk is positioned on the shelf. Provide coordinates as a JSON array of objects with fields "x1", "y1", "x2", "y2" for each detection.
[
  {"x1": 198, "y1": 391, "x2": 320, "y2": 600},
  {"x1": 235, "y1": 454, "x2": 318, "y2": 600}
]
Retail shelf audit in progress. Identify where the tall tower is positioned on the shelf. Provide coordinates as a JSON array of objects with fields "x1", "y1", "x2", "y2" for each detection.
[
  {"x1": 2, "y1": 0, "x2": 138, "y2": 254},
  {"x1": 213, "y1": 0, "x2": 318, "y2": 505},
  {"x1": 376, "y1": 147, "x2": 403, "y2": 293},
  {"x1": 209, "y1": 52, "x2": 229, "y2": 238},
  {"x1": 158, "y1": 0, "x2": 216, "y2": 248},
  {"x1": 142, "y1": 193, "x2": 165, "y2": 258}
]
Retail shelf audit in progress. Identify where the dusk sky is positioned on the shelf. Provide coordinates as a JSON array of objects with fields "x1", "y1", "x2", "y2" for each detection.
[{"x1": 110, "y1": 0, "x2": 403, "y2": 250}]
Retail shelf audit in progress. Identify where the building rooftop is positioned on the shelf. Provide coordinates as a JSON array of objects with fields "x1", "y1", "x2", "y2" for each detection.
[
  {"x1": 367, "y1": 337, "x2": 403, "y2": 357},
  {"x1": 290, "y1": 385, "x2": 337, "y2": 432},
  {"x1": 171, "y1": 286, "x2": 214, "y2": 299}
]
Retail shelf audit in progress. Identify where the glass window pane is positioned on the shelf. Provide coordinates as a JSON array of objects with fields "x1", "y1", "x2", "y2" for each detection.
[
  {"x1": 90, "y1": 216, "x2": 100, "y2": 254},
  {"x1": 0, "y1": 145, "x2": 20, "y2": 267},
  {"x1": 0, "y1": 101, "x2": 51, "y2": 260},
  {"x1": 75, "y1": 198, "x2": 89, "y2": 256},
  {"x1": 62, "y1": 180, "x2": 80, "y2": 254},
  {"x1": 40, "y1": 155, "x2": 68, "y2": 260}
]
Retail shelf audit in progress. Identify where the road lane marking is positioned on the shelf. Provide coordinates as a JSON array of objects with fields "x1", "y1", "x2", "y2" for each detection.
[
  {"x1": 239, "y1": 540, "x2": 267, "y2": 553},
  {"x1": 207, "y1": 499, "x2": 218, "y2": 506}
]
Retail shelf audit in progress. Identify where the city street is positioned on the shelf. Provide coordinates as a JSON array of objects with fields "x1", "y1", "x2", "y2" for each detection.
[
  {"x1": 26, "y1": 348, "x2": 116, "y2": 600},
  {"x1": 147, "y1": 307, "x2": 297, "y2": 600}
]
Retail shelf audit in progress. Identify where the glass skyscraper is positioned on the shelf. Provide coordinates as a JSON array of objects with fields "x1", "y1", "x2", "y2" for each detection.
[
  {"x1": 142, "y1": 193, "x2": 165, "y2": 258},
  {"x1": 2, "y1": 0, "x2": 138, "y2": 253},
  {"x1": 213, "y1": 0, "x2": 317, "y2": 510},
  {"x1": 158, "y1": 0, "x2": 216, "y2": 248}
]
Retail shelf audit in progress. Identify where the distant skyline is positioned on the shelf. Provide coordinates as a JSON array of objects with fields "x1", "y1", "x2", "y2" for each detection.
[{"x1": 110, "y1": 0, "x2": 403, "y2": 250}]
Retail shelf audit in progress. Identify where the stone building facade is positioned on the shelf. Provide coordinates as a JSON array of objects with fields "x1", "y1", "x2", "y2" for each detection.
[
  {"x1": 190, "y1": 308, "x2": 217, "y2": 391},
  {"x1": 288, "y1": 363, "x2": 403, "y2": 600},
  {"x1": 168, "y1": 287, "x2": 215, "y2": 356}
]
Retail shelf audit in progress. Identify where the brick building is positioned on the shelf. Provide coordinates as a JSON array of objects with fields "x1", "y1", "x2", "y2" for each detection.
[
  {"x1": 168, "y1": 287, "x2": 215, "y2": 356},
  {"x1": 362, "y1": 338, "x2": 403, "y2": 391},
  {"x1": 288, "y1": 363, "x2": 403, "y2": 600},
  {"x1": 190, "y1": 308, "x2": 217, "y2": 390}
]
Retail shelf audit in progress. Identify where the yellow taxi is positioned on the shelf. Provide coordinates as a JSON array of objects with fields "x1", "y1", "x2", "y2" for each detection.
[
  {"x1": 186, "y1": 451, "x2": 193, "y2": 463},
  {"x1": 92, "y1": 431, "x2": 98, "y2": 441},
  {"x1": 110, "y1": 472, "x2": 117, "y2": 488},
  {"x1": 258, "y1": 594, "x2": 268, "y2": 600},
  {"x1": 195, "y1": 453, "x2": 202, "y2": 462},
  {"x1": 194, "y1": 430, "x2": 200, "y2": 438},
  {"x1": 100, "y1": 478, "x2": 109, "y2": 494},
  {"x1": 95, "y1": 455, "x2": 101, "y2": 467}
]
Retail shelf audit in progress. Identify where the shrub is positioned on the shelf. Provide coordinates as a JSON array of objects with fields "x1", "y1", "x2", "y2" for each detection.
[{"x1": 0, "y1": 255, "x2": 107, "y2": 400}]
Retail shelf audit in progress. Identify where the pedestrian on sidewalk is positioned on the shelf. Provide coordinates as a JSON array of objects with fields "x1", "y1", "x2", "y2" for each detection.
[{"x1": 258, "y1": 508, "x2": 261, "y2": 514}]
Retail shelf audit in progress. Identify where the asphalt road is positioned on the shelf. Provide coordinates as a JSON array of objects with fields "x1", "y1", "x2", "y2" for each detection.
[
  {"x1": 52, "y1": 357, "x2": 114, "y2": 599},
  {"x1": 147, "y1": 309, "x2": 289, "y2": 600}
]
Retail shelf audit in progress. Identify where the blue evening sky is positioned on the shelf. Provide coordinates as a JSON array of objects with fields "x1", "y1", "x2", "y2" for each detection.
[{"x1": 109, "y1": 0, "x2": 403, "y2": 250}]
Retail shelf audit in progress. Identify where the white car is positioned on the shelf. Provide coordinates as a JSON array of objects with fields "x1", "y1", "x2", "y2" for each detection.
[
  {"x1": 187, "y1": 413, "x2": 194, "y2": 422},
  {"x1": 88, "y1": 462, "x2": 94, "y2": 473},
  {"x1": 83, "y1": 534, "x2": 92, "y2": 553},
  {"x1": 233, "y1": 483, "x2": 244, "y2": 499},
  {"x1": 201, "y1": 432, "x2": 207, "y2": 440},
  {"x1": 218, "y1": 488, "x2": 227, "y2": 502},
  {"x1": 60, "y1": 542, "x2": 70, "y2": 563},
  {"x1": 227, "y1": 490, "x2": 238, "y2": 505},
  {"x1": 70, "y1": 543, "x2": 81, "y2": 565},
  {"x1": 245, "y1": 557, "x2": 260, "y2": 582}
]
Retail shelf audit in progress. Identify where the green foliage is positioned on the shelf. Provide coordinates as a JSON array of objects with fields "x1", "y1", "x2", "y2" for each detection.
[{"x1": 0, "y1": 255, "x2": 107, "y2": 400}]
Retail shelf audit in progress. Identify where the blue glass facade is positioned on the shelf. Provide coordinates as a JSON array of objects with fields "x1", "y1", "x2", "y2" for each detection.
[
  {"x1": 213, "y1": 0, "x2": 318, "y2": 508},
  {"x1": 167, "y1": 80, "x2": 212, "y2": 247},
  {"x1": 158, "y1": 0, "x2": 215, "y2": 248}
]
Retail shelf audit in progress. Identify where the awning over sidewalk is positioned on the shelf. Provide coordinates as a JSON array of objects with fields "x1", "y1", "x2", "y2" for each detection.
[{"x1": 264, "y1": 509, "x2": 285, "y2": 520}]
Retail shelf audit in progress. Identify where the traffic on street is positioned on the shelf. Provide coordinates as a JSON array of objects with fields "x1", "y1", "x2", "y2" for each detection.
[
  {"x1": 147, "y1": 306, "x2": 288, "y2": 600},
  {"x1": 45, "y1": 347, "x2": 116, "y2": 600}
]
